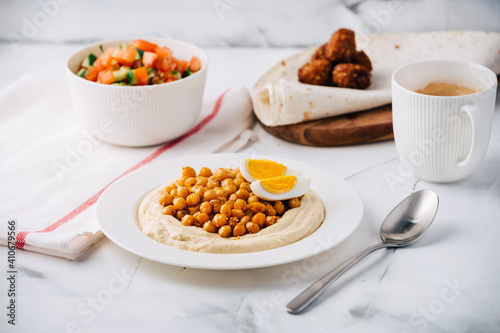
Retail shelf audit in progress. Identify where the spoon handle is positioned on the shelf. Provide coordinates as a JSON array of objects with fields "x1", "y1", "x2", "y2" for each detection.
[{"x1": 286, "y1": 242, "x2": 388, "y2": 314}]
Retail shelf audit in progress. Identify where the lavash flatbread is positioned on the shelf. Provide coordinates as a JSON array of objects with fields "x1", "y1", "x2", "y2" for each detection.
[{"x1": 252, "y1": 31, "x2": 500, "y2": 127}]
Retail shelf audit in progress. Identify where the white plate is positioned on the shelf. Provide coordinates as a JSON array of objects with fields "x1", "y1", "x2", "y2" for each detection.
[{"x1": 96, "y1": 154, "x2": 363, "y2": 270}]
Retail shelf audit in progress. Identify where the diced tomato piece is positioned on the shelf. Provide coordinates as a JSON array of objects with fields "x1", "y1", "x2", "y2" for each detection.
[
  {"x1": 135, "y1": 67, "x2": 149, "y2": 86},
  {"x1": 190, "y1": 56, "x2": 201, "y2": 72},
  {"x1": 142, "y1": 51, "x2": 158, "y2": 68},
  {"x1": 85, "y1": 67, "x2": 99, "y2": 82},
  {"x1": 169, "y1": 57, "x2": 178, "y2": 71},
  {"x1": 99, "y1": 70, "x2": 115, "y2": 85},
  {"x1": 155, "y1": 56, "x2": 172, "y2": 72},
  {"x1": 131, "y1": 39, "x2": 158, "y2": 52},
  {"x1": 93, "y1": 58, "x2": 104, "y2": 72},
  {"x1": 113, "y1": 46, "x2": 138, "y2": 67},
  {"x1": 105, "y1": 47, "x2": 118, "y2": 55},
  {"x1": 155, "y1": 46, "x2": 173, "y2": 58},
  {"x1": 176, "y1": 59, "x2": 189, "y2": 74},
  {"x1": 100, "y1": 53, "x2": 112, "y2": 68}
]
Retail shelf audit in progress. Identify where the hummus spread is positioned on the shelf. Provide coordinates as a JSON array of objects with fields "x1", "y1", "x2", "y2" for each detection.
[{"x1": 137, "y1": 181, "x2": 325, "y2": 254}]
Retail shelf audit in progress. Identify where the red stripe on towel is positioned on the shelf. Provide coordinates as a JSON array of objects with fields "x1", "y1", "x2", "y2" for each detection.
[{"x1": 15, "y1": 89, "x2": 230, "y2": 249}]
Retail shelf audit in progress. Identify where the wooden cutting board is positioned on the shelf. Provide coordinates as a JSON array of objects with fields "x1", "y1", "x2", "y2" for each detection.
[
  {"x1": 260, "y1": 104, "x2": 394, "y2": 147},
  {"x1": 260, "y1": 76, "x2": 500, "y2": 147}
]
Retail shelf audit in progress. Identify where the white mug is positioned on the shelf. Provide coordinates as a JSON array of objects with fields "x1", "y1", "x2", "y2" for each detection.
[{"x1": 392, "y1": 59, "x2": 497, "y2": 183}]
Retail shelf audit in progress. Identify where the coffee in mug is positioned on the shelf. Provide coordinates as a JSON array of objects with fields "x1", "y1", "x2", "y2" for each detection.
[{"x1": 416, "y1": 82, "x2": 479, "y2": 96}]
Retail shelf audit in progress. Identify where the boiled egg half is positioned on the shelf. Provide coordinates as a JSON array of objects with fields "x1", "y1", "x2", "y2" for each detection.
[
  {"x1": 239, "y1": 158, "x2": 302, "y2": 182},
  {"x1": 250, "y1": 175, "x2": 311, "y2": 201}
]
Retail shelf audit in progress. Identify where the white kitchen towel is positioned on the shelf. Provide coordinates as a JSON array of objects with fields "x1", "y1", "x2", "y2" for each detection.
[{"x1": 0, "y1": 64, "x2": 255, "y2": 260}]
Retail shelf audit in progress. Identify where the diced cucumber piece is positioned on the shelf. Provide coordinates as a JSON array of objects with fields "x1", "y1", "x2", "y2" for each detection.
[
  {"x1": 126, "y1": 70, "x2": 138, "y2": 85},
  {"x1": 81, "y1": 53, "x2": 97, "y2": 68},
  {"x1": 112, "y1": 66, "x2": 131, "y2": 82},
  {"x1": 77, "y1": 68, "x2": 87, "y2": 78},
  {"x1": 182, "y1": 67, "x2": 192, "y2": 78},
  {"x1": 171, "y1": 70, "x2": 181, "y2": 80},
  {"x1": 137, "y1": 49, "x2": 144, "y2": 58}
]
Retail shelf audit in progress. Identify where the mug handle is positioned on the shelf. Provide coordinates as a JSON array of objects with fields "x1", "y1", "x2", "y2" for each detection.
[{"x1": 457, "y1": 104, "x2": 488, "y2": 168}]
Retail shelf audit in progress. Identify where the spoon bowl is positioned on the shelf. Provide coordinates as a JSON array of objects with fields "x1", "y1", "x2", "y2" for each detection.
[
  {"x1": 286, "y1": 189, "x2": 439, "y2": 314},
  {"x1": 381, "y1": 189, "x2": 439, "y2": 246}
]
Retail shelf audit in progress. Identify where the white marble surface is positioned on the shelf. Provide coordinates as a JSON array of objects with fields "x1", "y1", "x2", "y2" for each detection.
[
  {"x1": 1, "y1": 0, "x2": 500, "y2": 48},
  {"x1": 0, "y1": 40, "x2": 500, "y2": 332}
]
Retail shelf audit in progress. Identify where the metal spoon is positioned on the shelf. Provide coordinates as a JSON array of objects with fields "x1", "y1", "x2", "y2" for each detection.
[{"x1": 286, "y1": 189, "x2": 439, "y2": 314}]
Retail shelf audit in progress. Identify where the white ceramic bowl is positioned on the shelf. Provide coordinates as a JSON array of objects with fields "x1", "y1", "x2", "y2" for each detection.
[{"x1": 66, "y1": 38, "x2": 208, "y2": 147}]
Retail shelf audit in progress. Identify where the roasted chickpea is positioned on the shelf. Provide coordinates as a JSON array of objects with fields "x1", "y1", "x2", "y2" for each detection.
[
  {"x1": 158, "y1": 192, "x2": 174, "y2": 206},
  {"x1": 215, "y1": 187, "x2": 228, "y2": 199},
  {"x1": 181, "y1": 214, "x2": 195, "y2": 226},
  {"x1": 203, "y1": 221, "x2": 217, "y2": 233},
  {"x1": 240, "y1": 182, "x2": 252, "y2": 192},
  {"x1": 220, "y1": 179, "x2": 233, "y2": 187},
  {"x1": 236, "y1": 188, "x2": 250, "y2": 200},
  {"x1": 188, "y1": 204, "x2": 201, "y2": 215},
  {"x1": 274, "y1": 201, "x2": 285, "y2": 215},
  {"x1": 246, "y1": 222, "x2": 260, "y2": 234},
  {"x1": 200, "y1": 201, "x2": 212, "y2": 214},
  {"x1": 193, "y1": 186, "x2": 206, "y2": 197},
  {"x1": 169, "y1": 188, "x2": 177, "y2": 196},
  {"x1": 236, "y1": 172, "x2": 245, "y2": 179},
  {"x1": 223, "y1": 185, "x2": 237, "y2": 195},
  {"x1": 186, "y1": 193, "x2": 201, "y2": 206},
  {"x1": 173, "y1": 197, "x2": 187, "y2": 210},
  {"x1": 252, "y1": 213, "x2": 266, "y2": 227},
  {"x1": 196, "y1": 177, "x2": 208, "y2": 186},
  {"x1": 203, "y1": 189, "x2": 217, "y2": 201},
  {"x1": 176, "y1": 210, "x2": 188, "y2": 220},
  {"x1": 228, "y1": 216, "x2": 238, "y2": 227},
  {"x1": 240, "y1": 216, "x2": 251, "y2": 225},
  {"x1": 199, "y1": 167, "x2": 213, "y2": 177},
  {"x1": 213, "y1": 214, "x2": 228, "y2": 228},
  {"x1": 207, "y1": 180, "x2": 219, "y2": 189},
  {"x1": 176, "y1": 177, "x2": 185, "y2": 187},
  {"x1": 210, "y1": 199, "x2": 222, "y2": 213},
  {"x1": 250, "y1": 202, "x2": 266, "y2": 214},
  {"x1": 243, "y1": 209, "x2": 253, "y2": 218},
  {"x1": 176, "y1": 187, "x2": 189, "y2": 199},
  {"x1": 229, "y1": 194, "x2": 238, "y2": 201},
  {"x1": 247, "y1": 195, "x2": 259, "y2": 204},
  {"x1": 184, "y1": 177, "x2": 197, "y2": 188},
  {"x1": 233, "y1": 178, "x2": 245, "y2": 189},
  {"x1": 234, "y1": 199, "x2": 247, "y2": 211},
  {"x1": 182, "y1": 166, "x2": 196, "y2": 179},
  {"x1": 231, "y1": 209, "x2": 244, "y2": 219},
  {"x1": 233, "y1": 223, "x2": 247, "y2": 237},
  {"x1": 164, "y1": 184, "x2": 177, "y2": 193},
  {"x1": 214, "y1": 168, "x2": 228, "y2": 182},
  {"x1": 162, "y1": 205, "x2": 175, "y2": 216},
  {"x1": 288, "y1": 197, "x2": 301, "y2": 208},
  {"x1": 196, "y1": 212, "x2": 210, "y2": 223},
  {"x1": 220, "y1": 203, "x2": 232, "y2": 217},
  {"x1": 227, "y1": 169, "x2": 238, "y2": 179},
  {"x1": 265, "y1": 216, "x2": 279, "y2": 227},
  {"x1": 218, "y1": 225, "x2": 232, "y2": 238},
  {"x1": 264, "y1": 205, "x2": 276, "y2": 216}
]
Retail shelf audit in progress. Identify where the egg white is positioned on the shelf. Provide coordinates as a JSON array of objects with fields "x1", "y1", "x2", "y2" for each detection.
[
  {"x1": 250, "y1": 177, "x2": 311, "y2": 201},
  {"x1": 239, "y1": 158, "x2": 303, "y2": 183}
]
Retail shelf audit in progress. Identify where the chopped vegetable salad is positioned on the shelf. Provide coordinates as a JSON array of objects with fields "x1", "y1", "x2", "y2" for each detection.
[{"x1": 76, "y1": 39, "x2": 202, "y2": 86}]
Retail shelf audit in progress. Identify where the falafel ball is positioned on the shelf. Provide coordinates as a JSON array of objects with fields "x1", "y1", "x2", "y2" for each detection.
[
  {"x1": 351, "y1": 50, "x2": 372, "y2": 71},
  {"x1": 332, "y1": 63, "x2": 371, "y2": 89},
  {"x1": 298, "y1": 59, "x2": 333, "y2": 86},
  {"x1": 323, "y1": 28, "x2": 356, "y2": 63}
]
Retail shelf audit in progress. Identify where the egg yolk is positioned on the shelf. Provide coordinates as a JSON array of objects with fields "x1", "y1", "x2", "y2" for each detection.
[
  {"x1": 259, "y1": 175, "x2": 297, "y2": 194},
  {"x1": 247, "y1": 159, "x2": 287, "y2": 180}
]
